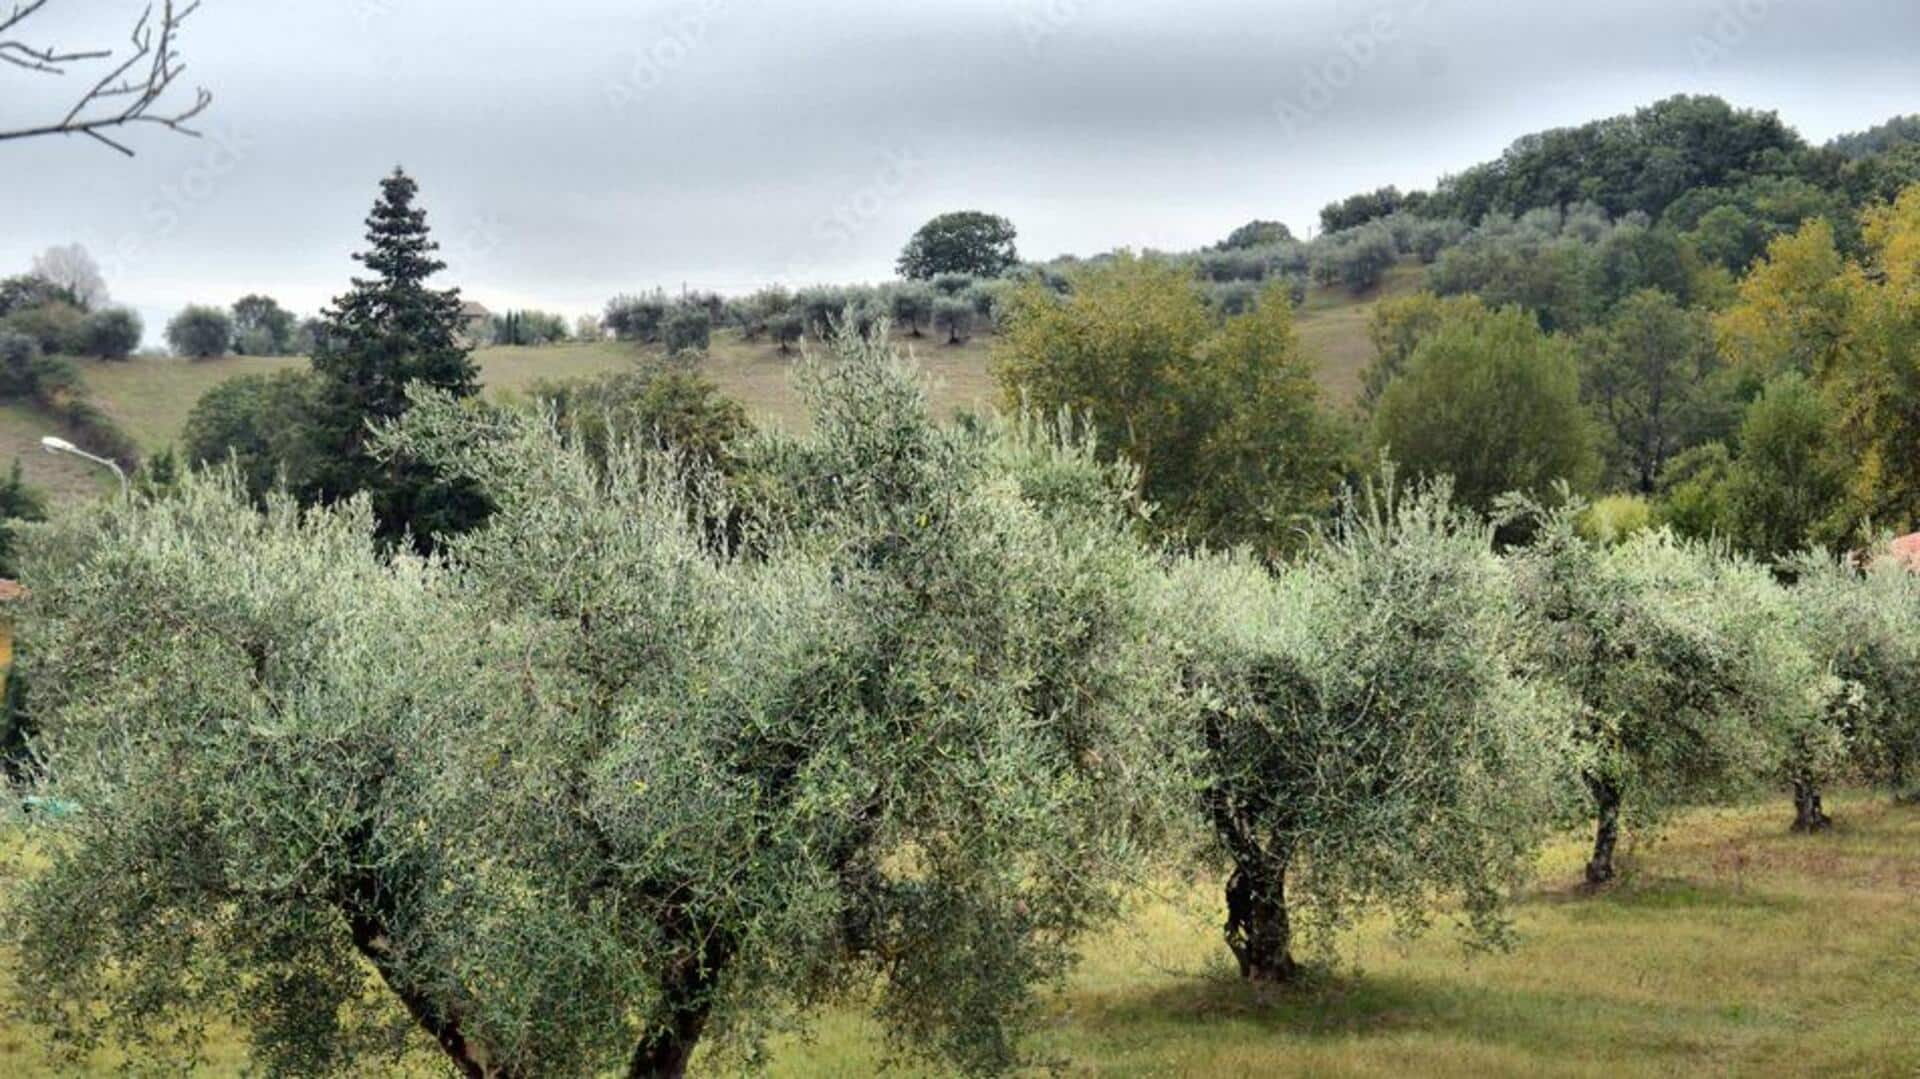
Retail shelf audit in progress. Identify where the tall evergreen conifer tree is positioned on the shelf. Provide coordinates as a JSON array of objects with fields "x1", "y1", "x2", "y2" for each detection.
[{"x1": 308, "y1": 168, "x2": 484, "y2": 546}]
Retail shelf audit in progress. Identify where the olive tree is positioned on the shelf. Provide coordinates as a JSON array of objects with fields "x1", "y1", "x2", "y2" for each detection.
[
  {"x1": 1505, "y1": 506, "x2": 1832, "y2": 883},
  {"x1": 888, "y1": 282, "x2": 934, "y2": 337},
  {"x1": 77, "y1": 306, "x2": 142, "y2": 359},
  {"x1": 1169, "y1": 479, "x2": 1577, "y2": 982},
  {"x1": 767, "y1": 311, "x2": 803, "y2": 354},
  {"x1": 9, "y1": 325, "x2": 1183, "y2": 1077},
  {"x1": 165, "y1": 303, "x2": 234, "y2": 359},
  {"x1": 932, "y1": 296, "x2": 973, "y2": 344},
  {"x1": 659, "y1": 302, "x2": 711, "y2": 355},
  {"x1": 1783, "y1": 549, "x2": 1920, "y2": 819}
]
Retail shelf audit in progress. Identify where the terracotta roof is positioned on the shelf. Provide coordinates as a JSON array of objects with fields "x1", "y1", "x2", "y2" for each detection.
[
  {"x1": 1892, "y1": 533, "x2": 1920, "y2": 571},
  {"x1": 0, "y1": 580, "x2": 27, "y2": 602}
]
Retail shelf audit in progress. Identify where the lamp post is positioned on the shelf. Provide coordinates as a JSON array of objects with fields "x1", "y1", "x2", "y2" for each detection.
[{"x1": 41, "y1": 436, "x2": 127, "y2": 496}]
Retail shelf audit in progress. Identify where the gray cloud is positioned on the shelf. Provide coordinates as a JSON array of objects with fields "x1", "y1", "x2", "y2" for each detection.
[{"x1": 2, "y1": 0, "x2": 1916, "y2": 340}]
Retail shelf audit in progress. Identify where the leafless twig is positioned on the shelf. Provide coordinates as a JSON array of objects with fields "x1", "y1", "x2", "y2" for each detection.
[{"x1": 0, "y1": 1, "x2": 212, "y2": 157}]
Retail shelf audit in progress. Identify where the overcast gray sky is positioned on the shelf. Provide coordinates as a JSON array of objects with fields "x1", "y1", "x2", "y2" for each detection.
[{"x1": 3, "y1": 0, "x2": 1917, "y2": 340}]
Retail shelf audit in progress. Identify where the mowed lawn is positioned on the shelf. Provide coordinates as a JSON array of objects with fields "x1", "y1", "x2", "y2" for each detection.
[{"x1": 0, "y1": 796, "x2": 1914, "y2": 1076}]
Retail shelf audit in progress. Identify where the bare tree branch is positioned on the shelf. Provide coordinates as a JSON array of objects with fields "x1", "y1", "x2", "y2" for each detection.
[{"x1": 0, "y1": 0, "x2": 212, "y2": 157}]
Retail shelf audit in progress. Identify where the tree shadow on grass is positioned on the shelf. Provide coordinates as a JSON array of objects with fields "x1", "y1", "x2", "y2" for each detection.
[
  {"x1": 1076, "y1": 965, "x2": 1750, "y2": 1064},
  {"x1": 1526, "y1": 872, "x2": 1806, "y2": 915}
]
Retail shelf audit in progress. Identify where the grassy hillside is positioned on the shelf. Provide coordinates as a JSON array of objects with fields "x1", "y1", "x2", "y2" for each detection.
[
  {"x1": 0, "y1": 404, "x2": 118, "y2": 504},
  {"x1": 35, "y1": 264, "x2": 1417, "y2": 506},
  {"x1": 0, "y1": 795, "x2": 1913, "y2": 1075}
]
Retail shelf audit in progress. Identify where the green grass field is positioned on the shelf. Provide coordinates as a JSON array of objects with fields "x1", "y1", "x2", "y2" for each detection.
[
  {"x1": 0, "y1": 795, "x2": 1913, "y2": 1075},
  {"x1": 754, "y1": 794, "x2": 1920, "y2": 1077}
]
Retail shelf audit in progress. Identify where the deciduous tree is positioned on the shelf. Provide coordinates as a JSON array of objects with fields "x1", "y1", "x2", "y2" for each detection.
[
  {"x1": 1371, "y1": 304, "x2": 1598, "y2": 513},
  {"x1": 996, "y1": 255, "x2": 1345, "y2": 554},
  {"x1": 897, "y1": 211, "x2": 1019, "y2": 280}
]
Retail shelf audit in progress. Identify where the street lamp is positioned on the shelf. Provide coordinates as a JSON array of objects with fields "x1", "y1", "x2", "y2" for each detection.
[{"x1": 41, "y1": 436, "x2": 128, "y2": 495}]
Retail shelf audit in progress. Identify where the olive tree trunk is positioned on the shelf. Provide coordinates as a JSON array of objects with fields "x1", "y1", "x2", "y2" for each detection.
[
  {"x1": 1223, "y1": 861, "x2": 1300, "y2": 982},
  {"x1": 1791, "y1": 776, "x2": 1833, "y2": 833},
  {"x1": 1585, "y1": 775, "x2": 1622, "y2": 886},
  {"x1": 627, "y1": 918, "x2": 733, "y2": 1079}
]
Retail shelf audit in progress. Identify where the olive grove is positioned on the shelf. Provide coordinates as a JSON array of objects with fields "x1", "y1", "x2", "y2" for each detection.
[{"x1": 7, "y1": 326, "x2": 1188, "y2": 1077}]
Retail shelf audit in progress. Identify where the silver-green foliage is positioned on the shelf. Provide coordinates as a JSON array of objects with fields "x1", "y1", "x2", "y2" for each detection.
[
  {"x1": 9, "y1": 326, "x2": 1184, "y2": 1076},
  {"x1": 1506, "y1": 504, "x2": 1834, "y2": 877},
  {"x1": 1785, "y1": 549, "x2": 1920, "y2": 796},
  {"x1": 1170, "y1": 480, "x2": 1577, "y2": 979}
]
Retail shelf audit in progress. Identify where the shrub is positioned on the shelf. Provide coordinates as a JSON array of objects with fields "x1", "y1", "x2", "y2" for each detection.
[
  {"x1": 1578, "y1": 494, "x2": 1654, "y2": 545},
  {"x1": 165, "y1": 305, "x2": 235, "y2": 359},
  {"x1": 1, "y1": 300, "x2": 86, "y2": 355}
]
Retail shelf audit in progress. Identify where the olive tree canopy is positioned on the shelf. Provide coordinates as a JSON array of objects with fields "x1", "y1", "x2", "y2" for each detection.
[
  {"x1": 1504, "y1": 504, "x2": 1836, "y2": 881},
  {"x1": 1169, "y1": 479, "x2": 1579, "y2": 982},
  {"x1": 9, "y1": 326, "x2": 1185, "y2": 1077}
]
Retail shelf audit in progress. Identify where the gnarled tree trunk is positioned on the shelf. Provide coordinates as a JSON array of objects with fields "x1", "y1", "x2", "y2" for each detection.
[
  {"x1": 1223, "y1": 860, "x2": 1299, "y2": 982},
  {"x1": 338, "y1": 875, "x2": 514, "y2": 1078},
  {"x1": 628, "y1": 915, "x2": 734, "y2": 1079},
  {"x1": 1791, "y1": 776, "x2": 1833, "y2": 832},
  {"x1": 1585, "y1": 775, "x2": 1622, "y2": 886},
  {"x1": 627, "y1": 999, "x2": 711, "y2": 1079}
]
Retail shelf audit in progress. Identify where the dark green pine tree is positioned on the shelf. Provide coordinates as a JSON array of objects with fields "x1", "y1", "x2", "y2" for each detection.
[{"x1": 307, "y1": 168, "x2": 486, "y2": 547}]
